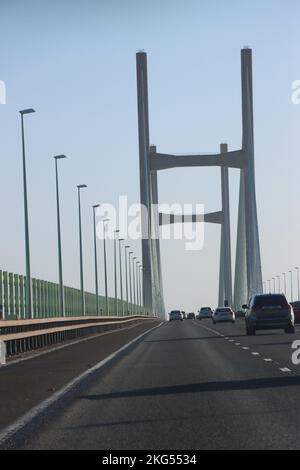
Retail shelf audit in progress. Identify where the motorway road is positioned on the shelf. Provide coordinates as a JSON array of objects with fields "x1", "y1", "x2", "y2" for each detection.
[{"x1": 4, "y1": 318, "x2": 300, "y2": 449}]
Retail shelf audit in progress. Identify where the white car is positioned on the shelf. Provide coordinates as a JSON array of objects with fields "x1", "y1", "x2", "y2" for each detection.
[
  {"x1": 197, "y1": 307, "x2": 213, "y2": 320},
  {"x1": 169, "y1": 310, "x2": 183, "y2": 322},
  {"x1": 213, "y1": 307, "x2": 235, "y2": 324}
]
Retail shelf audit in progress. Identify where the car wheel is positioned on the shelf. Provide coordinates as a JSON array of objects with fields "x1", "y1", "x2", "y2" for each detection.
[{"x1": 285, "y1": 325, "x2": 295, "y2": 334}]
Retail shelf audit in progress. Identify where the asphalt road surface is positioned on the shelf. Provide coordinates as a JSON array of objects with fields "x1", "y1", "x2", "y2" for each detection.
[{"x1": 4, "y1": 318, "x2": 300, "y2": 450}]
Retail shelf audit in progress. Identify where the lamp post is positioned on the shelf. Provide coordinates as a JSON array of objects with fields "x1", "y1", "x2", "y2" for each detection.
[
  {"x1": 77, "y1": 184, "x2": 87, "y2": 315},
  {"x1": 93, "y1": 204, "x2": 100, "y2": 315},
  {"x1": 54, "y1": 155, "x2": 67, "y2": 317},
  {"x1": 118, "y1": 238, "x2": 124, "y2": 316},
  {"x1": 272, "y1": 277, "x2": 276, "y2": 293},
  {"x1": 102, "y1": 219, "x2": 109, "y2": 315},
  {"x1": 268, "y1": 280, "x2": 271, "y2": 293},
  {"x1": 136, "y1": 261, "x2": 140, "y2": 315},
  {"x1": 129, "y1": 251, "x2": 133, "y2": 315},
  {"x1": 289, "y1": 270, "x2": 293, "y2": 302},
  {"x1": 263, "y1": 281, "x2": 266, "y2": 293},
  {"x1": 282, "y1": 273, "x2": 287, "y2": 296},
  {"x1": 20, "y1": 108, "x2": 35, "y2": 318},
  {"x1": 124, "y1": 246, "x2": 130, "y2": 315},
  {"x1": 277, "y1": 275, "x2": 281, "y2": 293},
  {"x1": 139, "y1": 264, "x2": 143, "y2": 313},
  {"x1": 114, "y1": 230, "x2": 119, "y2": 315},
  {"x1": 133, "y1": 256, "x2": 137, "y2": 315},
  {"x1": 295, "y1": 267, "x2": 300, "y2": 301}
]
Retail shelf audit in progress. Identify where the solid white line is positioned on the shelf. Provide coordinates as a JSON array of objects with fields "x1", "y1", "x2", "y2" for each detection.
[
  {"x1": 0, "y1": 322, "x2": 163, "y2": 447},
  {"x1": 0, "y1": 320, "x2": 156, "y2": 369}
]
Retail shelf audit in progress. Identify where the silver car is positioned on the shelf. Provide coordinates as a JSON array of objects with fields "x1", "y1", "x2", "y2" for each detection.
[
  {"x1": 213, "y1": 307, "x2": 235, "y2": 324},
  {"x1": 243, "y1": 294, "x2": 295, "y2": 336},
  {"x1": 197, "y1": 307, "x2": 213, "y2": 320}
]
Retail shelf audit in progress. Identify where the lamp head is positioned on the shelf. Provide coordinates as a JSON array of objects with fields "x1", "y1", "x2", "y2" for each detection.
[
  {"x1": 54, "y1": 154, "x2": 67, "y2": 160},
  {"x1": 20, "y1": 108, "x2": 35, "y2": 115}
]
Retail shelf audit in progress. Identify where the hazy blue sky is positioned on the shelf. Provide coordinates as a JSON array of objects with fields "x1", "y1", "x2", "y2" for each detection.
[{"x1": 0, "y1": 0, "x2": 299, "y2": 311}]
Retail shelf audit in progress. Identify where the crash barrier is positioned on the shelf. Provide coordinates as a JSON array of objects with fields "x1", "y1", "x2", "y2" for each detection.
[{"x1": 0, "y1": 315, "x2": 157, "y2": 357}]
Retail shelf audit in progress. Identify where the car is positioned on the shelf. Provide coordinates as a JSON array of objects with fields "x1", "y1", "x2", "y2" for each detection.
[
  {"x1": 243, "y1": 294, "x2": 295, "y2": 336},
  {"x1": 197, "y1": 307, "x2": 213, "y2": 320},
  {"x1": 169, "y1": 310, "x2": 183, "y2": 322},
  {"x1": 291, "y1": 301, "x2": 300, "y2": 324},
  {"x1": 187, "y1": 312, "x2": 195, "y2": 320},
  {"x1": 212, "y1": 307, "x2": 235, "y2": 324}
]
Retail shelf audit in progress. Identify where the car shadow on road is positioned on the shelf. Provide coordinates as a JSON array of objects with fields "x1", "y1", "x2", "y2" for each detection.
[{"x1": 78, "y1": 375, "x2": 300, "y2": 402}]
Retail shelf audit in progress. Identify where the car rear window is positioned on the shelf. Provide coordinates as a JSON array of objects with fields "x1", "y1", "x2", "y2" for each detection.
[
  {"x1": 216, "y1": 308, "x2": 231, "y2": 312},
  {"x1": 292, "y1": 301, "x2": 300, "y2": 308},
  {"x1": 252, "y1": 295, "x2": 289, "y2": 309},
  {"x1": 201, "y1": 307, "x2": 211, "y2": 312}
]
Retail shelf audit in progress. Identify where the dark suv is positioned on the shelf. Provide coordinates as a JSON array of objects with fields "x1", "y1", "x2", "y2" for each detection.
[
  {"x1": 187, "y1": 312, "x2": 195, "y2": 320},
  {"x1": 243, "y1": 294, "x2": 295, "y2": 336}
]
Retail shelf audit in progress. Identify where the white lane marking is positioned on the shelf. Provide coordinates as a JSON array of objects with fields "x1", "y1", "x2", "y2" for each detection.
[
  {"x1": 280, "y1": 367, "x2": 292, "y2": 373},
  {"x1": 251, "y1": 352, "x2": 260, "y2": 356},
  {"x1": 229, "y1": 339, "x2": 234, "y2": 343},
  {"x1": 0, "y1": 322, "x2": 164, "y2": 447},
  {"x1": 235, "y1": 343, "x2": 241, "y2": 346},
  {"x1": 264, "y1": 358, "x2": 273, "y2": 363},
  {"x1": 242, "y1": 347, "x2": 250, "y2": 350},
  {"x1": 1, "y1": 320, "x2": 156, "y2": 369}
]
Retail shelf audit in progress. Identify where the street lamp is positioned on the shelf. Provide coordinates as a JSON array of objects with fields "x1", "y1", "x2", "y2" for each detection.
[
  {"x1": 118, "y1": 238, "x2": 124, "y2": 316},
  {"x1": 277, "y1": 275, "x2": 281, "y2": 293},
  {"x1": 139, "y1": 264, "x2": 143, "y2": 313},
  {"x1": 263, "y1": 281, "x2": 266, "y2": 293},
  {"x1": 129, "y1": 251, "x2": 133, "y2": 315},
  {"x1": 93, "y1": 204, "x2": 100, "y2": 315},
  {"x1": 267, "y1": 280, "x2": 271, "y2": 293},
  {"x1": 77, "y1": 184, "x2": 87, "y2": 315},
  {"x1": 282, "y1": 273, "x2": 287, "y2": 296},
  {"x1": 136, "y1": 261, "x2": 140, "y2": 314},
  {"x1": 289, "y1": 270, "x2": 293, "y2": 302},
  {"x1": 295, "y1": 267, "x2": 300, "y2": 301},
  {"x1": 54, "y1": 155, "x2": 67, "y2": 317},
  {"x1": 102, "y1": 218, "x2": 109, "y2": 315},
  {"x1": 114, "y1": 230, "x2": 119, "y2": 315},
  {"x1": 124, "y1": 246, "x2": 130, "y2": 315},
  {"x1": 20, "y1": 108, "x2": 35, "y2": 319},
  {"x1": 272, "y1": 277, "x2": 276, "y2": 293},
  {"x1": 133, "y1": 256, "x2": 137, "y2": 315}
]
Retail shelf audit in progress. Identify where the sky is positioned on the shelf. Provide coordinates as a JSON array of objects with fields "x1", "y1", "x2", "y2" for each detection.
[{"x1": 0, "y1": 0, "x2": 299, "y2": 312}]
